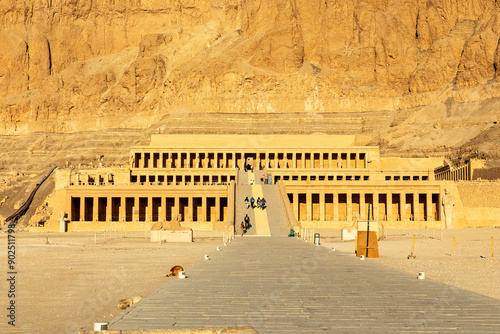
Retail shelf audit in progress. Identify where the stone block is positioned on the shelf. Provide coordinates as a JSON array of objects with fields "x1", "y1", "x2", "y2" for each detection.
[{"x1": 341, "y1": 229, "x2": 357, "y2": 240}]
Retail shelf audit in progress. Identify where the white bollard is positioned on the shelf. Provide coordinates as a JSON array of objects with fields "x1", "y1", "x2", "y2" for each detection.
[{"x1": 94, "y1": 323, "x2": 108, "y2": 331}]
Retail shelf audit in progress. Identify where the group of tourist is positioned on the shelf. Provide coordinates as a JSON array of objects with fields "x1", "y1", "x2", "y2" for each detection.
[{"x1": 244, "y1": 196, "x2": 266, "y2": 210}]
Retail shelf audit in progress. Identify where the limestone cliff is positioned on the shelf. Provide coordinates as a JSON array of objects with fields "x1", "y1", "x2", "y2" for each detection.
[{"x1": 0, "y1": 0, "x2": 499, "y2": 157}]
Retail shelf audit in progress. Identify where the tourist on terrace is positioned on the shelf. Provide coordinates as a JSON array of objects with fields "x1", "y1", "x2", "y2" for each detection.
[
  {"x1": 261, "y1": 198, "x2": 266, "y2": 210},
  {"x1": 244, "y1": 197, "x2": 250, "y2": 209},
  {"x1": 256, "y1": 197, "x2": 261, "y2": 209},
  {"x1": 250, "y1": 197, "x2": 255, "y2": 208}
]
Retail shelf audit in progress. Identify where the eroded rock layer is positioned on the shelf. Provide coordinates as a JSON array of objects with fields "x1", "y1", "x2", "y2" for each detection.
[{"x1": 0, "y1": 0, "x2": 499, "y2": 157}]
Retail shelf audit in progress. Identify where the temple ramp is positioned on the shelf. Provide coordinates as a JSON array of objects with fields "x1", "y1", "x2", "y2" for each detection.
[
  {"x1": 261, "y1": 184, "x2": 291, "y2": 237},
  {"x1": 249, "y1": 184, "x2": 271, "y2": 236}
]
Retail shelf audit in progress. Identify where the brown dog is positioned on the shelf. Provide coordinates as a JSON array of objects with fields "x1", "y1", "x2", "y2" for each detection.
[
  {"x1": 166, "y1": 265, "x2": 184, "y2": 277},
  {"x1": 117, "y1": 296, "x2": 142, "y2": 310}
]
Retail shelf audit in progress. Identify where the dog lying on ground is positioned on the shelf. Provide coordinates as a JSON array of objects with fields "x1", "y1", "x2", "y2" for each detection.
[
  {"x1": 166, "y1": 265, "x2": 184, "y2": 277},
  {"x1": 117, "y1": 296, "x2": 142, "y2": 310}
]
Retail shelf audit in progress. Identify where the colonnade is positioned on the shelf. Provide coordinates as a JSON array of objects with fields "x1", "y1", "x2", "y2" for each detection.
[
  {"x1": 288, "y1": 191, "x2": 440, "y2": 222},
  {"x1": 435, "y1": 163, "x2": 471, "y2": 181},
  {"x1": 131, "y1": 151, "x2": 369, "y2": 170},
  {"x1": 70, "y1": 195, "x2": 228, "y2": 223}
]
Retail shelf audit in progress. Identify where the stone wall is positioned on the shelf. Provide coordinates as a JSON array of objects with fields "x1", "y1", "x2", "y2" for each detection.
[{"x1": 457, "y1": 181, "x2": 500, "y2": 208}]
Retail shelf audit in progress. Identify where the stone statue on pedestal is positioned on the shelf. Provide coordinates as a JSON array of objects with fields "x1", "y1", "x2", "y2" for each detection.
[{"x1": 442, "y1": 188, "x2": 455, "y2": 228}]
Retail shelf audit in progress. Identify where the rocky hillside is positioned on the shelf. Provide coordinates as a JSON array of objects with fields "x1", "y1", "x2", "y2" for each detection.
[{"x1": 0, "y1": 0, "x2": 499, "y2": 161}]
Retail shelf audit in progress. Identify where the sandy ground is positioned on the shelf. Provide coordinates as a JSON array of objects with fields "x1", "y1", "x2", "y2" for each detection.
[
  {"x1": 0, "y1": 230, "x2": 223, "y2": 334},
  {"x1": 0, "y1": 228, "x2": 499, "y2": 334},
  {"x1": 320, "y1": 227, "x2": 500, "y2": 301}
]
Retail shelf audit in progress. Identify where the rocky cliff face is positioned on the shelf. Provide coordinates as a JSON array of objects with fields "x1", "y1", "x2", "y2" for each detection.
[{"x1": 0, "y1": 0, "x2": 499, "y2": 156}]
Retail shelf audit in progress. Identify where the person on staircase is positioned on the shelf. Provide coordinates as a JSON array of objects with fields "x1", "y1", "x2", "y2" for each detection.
[
  {"x1": 261, "y1": 197, "x2": 266, "y2": 210},
  {"x1": 240, "y1": 221, "x2": 245, "y2": 236},
  {"x1": 244, "y1": 214, "x2": 250, "y2": 231}
]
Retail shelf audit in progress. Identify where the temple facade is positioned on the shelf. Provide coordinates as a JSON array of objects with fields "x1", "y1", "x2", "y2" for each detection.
[{"x1": 42, "y1": 134, "x2": 459, "y2": 232}]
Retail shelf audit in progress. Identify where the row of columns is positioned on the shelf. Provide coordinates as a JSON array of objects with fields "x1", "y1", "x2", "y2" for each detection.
[
  {"x1": 132, "y1": 151, "x2": 368, "y2": 169},
  {"x1": 72, "y1": 196, "x2": 227, "y2": 222},
  {"x1": 436, "y1": 164, "x2": 470, "y2": 181},
  {"x1": 288, "y1": 192, "x2": 440, "y2": 222},
  {"x1": 132, "y1": 173, "x2": 234, "y2": 184}
]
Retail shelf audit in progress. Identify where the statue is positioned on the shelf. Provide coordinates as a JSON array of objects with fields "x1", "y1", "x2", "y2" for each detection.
[{"x1": 442, "y1": 188, "x2": 455, "y2": 228}]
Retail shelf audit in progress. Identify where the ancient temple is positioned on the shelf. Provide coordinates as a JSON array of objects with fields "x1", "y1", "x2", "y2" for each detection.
[{"x1": 39, "y1": 134, "x2": 495, "y2": 232}]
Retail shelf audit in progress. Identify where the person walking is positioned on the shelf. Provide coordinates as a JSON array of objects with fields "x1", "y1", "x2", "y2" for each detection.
[
  {"x1": 261, "y1": 197, "x2": 266, "y2": 210},
  {"x1": 244, "y1": 214, "x2": 250, "y2": 230},
  {"x1": 244, "y1": 197, "x2": 249, "y2": 209},
  {"x1": 240, "y1": 221, "x2": 245, "y2": 236},
  {"x1": 250, "y1": 197, "x2": 255, "y2": 208},
  {"x1": 256, "y1": 197, "x2": 261, "y2": 209}
]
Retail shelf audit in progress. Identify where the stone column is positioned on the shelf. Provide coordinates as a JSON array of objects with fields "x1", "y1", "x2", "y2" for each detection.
[
  {"x1": 306, "y1": 192, "x2": 312, "y2": 221},
  {"x1": 93, "y1": 197, "x2": 99, "y2": 221},
  {"x1": 347, "y1": 153, "x2": 351, "y2": 169},
  {"x1": 426, "y1": 193, "x2": 432, "y2": 221},
  {"x1": 80, "y1": 197, "x2": 85, "y2": 221},
  {"x1": 293, "y1": 153, "x2": 297, "y2": 168},
  {"x1": 328, "y1": 153, "x2": 332, "y2": 168},
  {"x1": 346, "y1": 192, "x2": 352, "y2": 221},
  {"x1": 360, "y1": 193, "x2": 366, "y2": 220},
  {"x1": 133, "y1": 196, "x2": 139, "y2": 222},
  {"x1": 301, "y1": 152, "x2": 305, "y2": 169},
  {"x1": 201, "y1": 196, "x2": 206, "y2": 222},
  {"x1": 399, "y1": 193, "x2": 406, "y2": 221},
  {"x1": 292, "y1": 193, "x2": 299, "y2": 221},
  {"x1": 106, "y1": 197, "x2": 112, "y2": 221},
  {"x1": 386, "y1": 193, "x2": 392, "y2": 221},
  {"x1": 240, "y1": 153, "x2": 245, "y2": 169},
  {"x1": 355, "y1": 153, "x2": 359, "y2": 169},
  {"x1": 320, "y1": 153, "x2": 324, "y2": 169},
  {"x1": 174, "y1": 196, "x2": 180, "y2": 218},
  {"x1": 160, "y1": 196, "x2": 166, "y2": 221},
  {"x1": 146, "y1": 197, "x2": 152, "y2": 222},
  {"x1": 265, "y1": 152, "x2": 269, "y2": 168},
  {"x1": 320, "y1": 192, "x2": 325, "y2": 221},
  {"x1": 373, "y1": 192, "x2": 379, "y2": 221},
  {"x1": 414, "y1": 193, "x2": 420, "y2": 221},
  {"x1": 216, "y1": 197, "x2": 221, "y2": 221},
  {"x1": 337, "y1": 153, "x2": 341, "y2": 168},
  {"x1": 186, "y1": 197, "x2": 192, "y2": 222},
  {"x1": 333, "y1": 192, "x2": 339, "y2": 221}
]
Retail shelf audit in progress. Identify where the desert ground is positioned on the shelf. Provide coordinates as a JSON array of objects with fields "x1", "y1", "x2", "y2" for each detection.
[{"x1": 0, "y1": 227, "x2": 498, "y2": 334}]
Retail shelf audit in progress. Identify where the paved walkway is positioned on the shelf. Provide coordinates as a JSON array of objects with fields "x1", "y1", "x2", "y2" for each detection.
[{"x1": 109, "y1": 237, "x2": 500, "y2": 333}]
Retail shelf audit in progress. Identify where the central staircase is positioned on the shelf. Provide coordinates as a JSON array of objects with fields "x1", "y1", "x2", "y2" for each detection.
[{"x1": 234, "y1": 169, "x2": 291, "y2": 237}]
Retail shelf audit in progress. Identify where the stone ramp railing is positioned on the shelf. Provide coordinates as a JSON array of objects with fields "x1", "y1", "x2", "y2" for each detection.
[
  {"x1": 4, "y1": 165, "x2": 57, "y2": 224},
  {"x1": 261, "y1": 181, "x2": 293, "y2": 236},
  {"x1": 276, "y1": 180, "x2": 298, "y2": 230}
]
